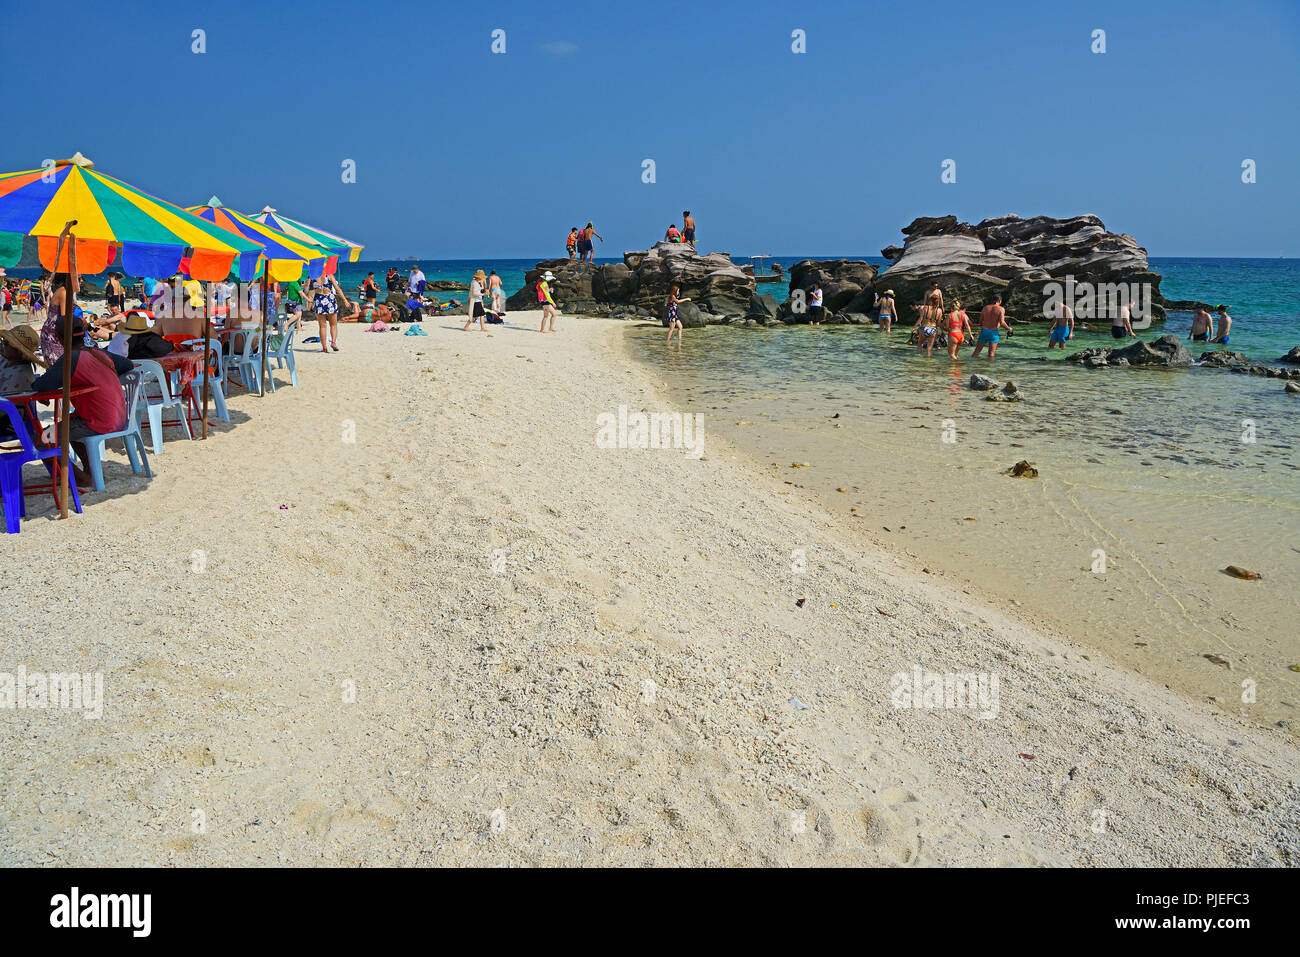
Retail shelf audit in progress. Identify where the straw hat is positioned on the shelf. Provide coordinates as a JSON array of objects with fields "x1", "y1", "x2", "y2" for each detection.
[
  {"x1": 885, "y1": 289, "x2": 895, "y2": 296},
  {"x1": 473, "y1": 269, "x2": 487, "y2": 281},
  {"x1": 122, "y1": 312, "x2": 155, "y2": 335},
  {"x1": 0, "y1": 324, "x2": 45, "y2": 367}
]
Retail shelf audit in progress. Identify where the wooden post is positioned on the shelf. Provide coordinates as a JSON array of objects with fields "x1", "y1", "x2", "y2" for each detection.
[
  {"x1": 259, "y1": 267, "x2": 268, "y2": 397},
  {"x1": 58, "y1": 222, "x2": 78, "y2": 519},
  {"x1": 201, "y1": 281, "x2": 212, "y2": 438}
]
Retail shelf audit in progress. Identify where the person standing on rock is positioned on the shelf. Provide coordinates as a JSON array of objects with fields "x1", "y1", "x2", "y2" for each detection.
[
  {"x1": 566, "y1": 227, "x2": 579, "y2": 260},
  {"x1": 1212, "y1": 305, "x2": 1232, "y2": 345},
  {"x1": 877, "y1": 289, "x2": 898, "y2": 331},
  {"x1": 578, "y1": 222, "x2": 602, "y2": 262},
  {"x1": 537, "y1": 270, "x2": 558, "y2": 333},
  {"x1": 665, "y1": 224, "x2": 682, "y2": 243},
  {"x1": 1047, "y1": 300, "x2": 1073, "y2": 350},
  {"x1": 665, "y1": 284, "x2": 690, "y2": 345},
  {"x1": 682, "y1": 211, "x2": 696, "y2": 250},
  {"x1": 971, "y1": 294, "x2": 1011, "y2": 360}
]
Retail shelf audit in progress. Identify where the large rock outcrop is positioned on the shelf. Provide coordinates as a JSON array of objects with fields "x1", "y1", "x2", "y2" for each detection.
[
  {"x1": 506, "y1": 243, "x2": 756, "y2": 322},
  {"x1": 785, "y1": 260, "x2": 879, "y2": 317},
  {"x1": 873, "y1": 214, "x2": 1167, "y2": 325},
  {"x1": 1065, "y1": 335, "x2": 1193, "y2": 368}
]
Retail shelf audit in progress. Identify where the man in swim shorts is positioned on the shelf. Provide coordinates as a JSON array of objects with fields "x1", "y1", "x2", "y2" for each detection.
[
  {"x1": 682, "y1": 211, "x2": 696, "y2": 250},
  {"x1": 1189, "y1": 303, "x2": 1214, "y2": 342},
  {"x1": 971, "y1": 294, "x2": 1011, "y2": 359},
  {"x1": 1110, "y1": 300, "x2": 1136, "y2": 339},
  {"x1": 1048, "y1": 300, "x2": 1073, "y2": 349},
  {"x1": 1212, "y1": 304, "x2": 1232, "y2": 344},
  {"x1": 578, "y1": 222, "x2": 603, "y2": 262}
]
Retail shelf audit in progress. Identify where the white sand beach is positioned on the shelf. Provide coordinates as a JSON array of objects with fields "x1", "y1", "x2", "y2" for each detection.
[{"x1": 1, "y1": 312, "x2": 1296, "y2": 866}]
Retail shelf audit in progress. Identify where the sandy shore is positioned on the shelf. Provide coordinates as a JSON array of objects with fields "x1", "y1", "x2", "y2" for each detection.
[{"x1": 1, "y1": 311, "x2": 1296, "y2": 866}]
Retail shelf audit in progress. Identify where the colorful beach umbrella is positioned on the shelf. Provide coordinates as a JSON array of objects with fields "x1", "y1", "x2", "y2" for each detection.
[
  {"x1": 187, "y1": 197, "x2": 328, "y2": 282},
  {"x1": 0, "y1": 152, "x2": 270, "y2": 518},
  {"x1": 0, "y1": 153, "x2": 264, "y2": 280},
  {"x1": 250, "y1": 206, "x2": 364, "y2": 271}
]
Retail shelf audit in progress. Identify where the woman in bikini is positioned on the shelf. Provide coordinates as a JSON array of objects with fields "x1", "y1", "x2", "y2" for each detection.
[
  {"x1": 877, "y1": 289, "x2": 898, "y2": 332},
  {"x1": 945, "y1": 299, "x2": 972, "y2": 359},
  {"x1": 913, "y1": 291, "x2": 943, "y2": 357}
]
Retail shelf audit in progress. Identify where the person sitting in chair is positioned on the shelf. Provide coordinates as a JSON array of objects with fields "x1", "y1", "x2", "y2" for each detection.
[
  {"x1": 120, "y1": 311, "x2": 175, "y2": 360},
  {"x1": 30, "y1": 315, "x2": 131, "y2": 488}
]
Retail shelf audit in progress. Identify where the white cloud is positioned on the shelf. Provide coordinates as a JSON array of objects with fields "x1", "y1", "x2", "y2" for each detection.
[{"x1": 540, "y1": 41, "x2": 579, "y2": 56}]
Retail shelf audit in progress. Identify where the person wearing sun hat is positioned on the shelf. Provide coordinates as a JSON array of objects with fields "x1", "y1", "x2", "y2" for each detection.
[
  {"x1": 463, "y1": 269, "x2": 488, "y2": 332},
  {"x1": 877, "y1": 288, "x2": 898, "y2": 332},
  {"x1": 537, "y1": 270, "x2": 558, "y2": 333},
  {"x1": 0, "y1": 323, "x2": 45, "y2": 398},
  {"x1": 119, "y1": 310, "x2": 174, "y2": 360}
]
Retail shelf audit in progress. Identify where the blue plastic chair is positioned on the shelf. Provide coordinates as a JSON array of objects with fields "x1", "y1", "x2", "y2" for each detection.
[
  {"x1": 0, "y1": 397, "x2": 82, "y2": 533},
  {"x1": 78, "y1": 370, "x2": 153, "y2": 492},
  {"x1": 263, "y1": 317, "x2": 299, "y2": 391}
]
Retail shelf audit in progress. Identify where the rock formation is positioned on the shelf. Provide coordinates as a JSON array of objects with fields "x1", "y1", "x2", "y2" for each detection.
[
  {"x1": 871, "y1": 213, "x2": 1167, "y2": 324},
  {"x1": 506, "y1": 243, "x2": 756, "y2": 323},
  {"x1": 1066, "y1": 335, "x2": 1192, "y2": 368}
]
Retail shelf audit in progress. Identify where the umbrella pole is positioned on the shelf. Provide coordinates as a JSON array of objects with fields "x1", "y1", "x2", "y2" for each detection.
[
  {"x1": 201, "y1": 282, "x2": 211, "y2": 439},
  {"x1": 259, "y1": 268, "x2": 268, "y2": 397},
  {"x1": 58, "y1": 226, "x2": 78, "y2": 520}
]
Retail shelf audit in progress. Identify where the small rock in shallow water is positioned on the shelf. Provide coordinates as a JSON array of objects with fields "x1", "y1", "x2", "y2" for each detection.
[
  {"x1": 1005, "y1": 460, "x2": 1039, "y2": 478},
  {"x1": 1223, "y1": 565, "x2": 1262, "y2": 580}
]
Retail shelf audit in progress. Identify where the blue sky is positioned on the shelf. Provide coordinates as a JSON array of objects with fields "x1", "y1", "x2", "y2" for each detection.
[{"x1": 4, "y1": 0, "x2": 1297, "y2": 258}]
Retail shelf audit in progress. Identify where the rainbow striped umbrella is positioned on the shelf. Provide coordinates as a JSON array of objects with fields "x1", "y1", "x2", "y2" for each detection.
[
  {"x1": 0, "y1": 153, "x2": 263, "y2": 280},
  {"x1": 250, "y1": 206, "x2": 364, "y2": 270},
  {"x1": 187, "y1": 197, "x2": 329, "y2": 282}
]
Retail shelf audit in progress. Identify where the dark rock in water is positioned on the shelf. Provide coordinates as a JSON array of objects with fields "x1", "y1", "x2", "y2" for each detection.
[
  {"x1": 969, "y1": 374, "x2": 999, "y2": 391},
  {"x1": 874, "y1": 213, "x2": 1166, "y2": 326},
  {"x1": 427, "y1": 280, "x2": 468, "y2": 291},
  {"x1": 1006, "y1": 460, "x2": 1039, "y2": 478},
  {"x1": 1197, "y1": 350, "x2": 1252, "y2": 369},
  {"x1": 746, "y1": 292, "x2": 780, "y2": 319},
  {"x1": 786, "y1": 260, "x2": 879, "y2": 314},
  {"x1": 1286, "y1": 382, "x2": 1300, "y2": 394},
  {"x1": 986, "y1": 381, "x2": 1024, "y2": 402},
  {"x1": 840, "y1": 312, "x2": 870, "y2": 325},
  {"x1": 1278, "y1": 346, "x2": 1300, "y2": 365},
  {"x1": 671, "y1": 301, "x2": 709, "y2": 329},
  {"x1": 1067, "y1": 335, "x2": 1192, "y2": 368}
]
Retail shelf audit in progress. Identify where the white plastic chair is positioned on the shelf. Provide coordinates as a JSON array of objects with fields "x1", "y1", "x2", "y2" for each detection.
[
  {"x1": 263, "y1": 317, "x2": 299, "y2": 391},
  {"x1": 132, "y1": 359, "x2": 193, "y2": 454},
  {"x1": 228, "y1": 326, "x2": 264, "y2": 393},
  {"x1": 180, "y1": 338, "x2": 229, "y2": 423},
  {"x1": 77, "y1": 370, "x2": 153, "y2": 491}
]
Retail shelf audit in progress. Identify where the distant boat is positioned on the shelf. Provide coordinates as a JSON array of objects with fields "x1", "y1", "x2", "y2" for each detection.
[{"x1": 744, "y1": 255, "x2": 784, "y2": 283}]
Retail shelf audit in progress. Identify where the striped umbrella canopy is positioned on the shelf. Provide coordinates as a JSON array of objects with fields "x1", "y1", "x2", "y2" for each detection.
[
  {"x1": 251, "y1": 206, "x2": 364, "y2": 271},
  {"x1": 187, "y1": 196, "x2": 329, "y2": 282},
  {"x1": 0, "y1": 153, "x2": 264, "y2": 280}
]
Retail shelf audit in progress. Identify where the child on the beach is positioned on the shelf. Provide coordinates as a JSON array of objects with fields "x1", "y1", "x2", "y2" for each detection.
[
  {"x1": 945, "y1": 299, "x2": 972, "y2": 358},
  {"x1": 665, "y1": 284, "x2": 690, "y2": 344}
]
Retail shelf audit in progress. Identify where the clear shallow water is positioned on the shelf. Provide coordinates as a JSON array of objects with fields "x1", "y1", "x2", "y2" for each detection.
[{"x1": 621, "y1": 259, "x2": 1300, "y2": 730}]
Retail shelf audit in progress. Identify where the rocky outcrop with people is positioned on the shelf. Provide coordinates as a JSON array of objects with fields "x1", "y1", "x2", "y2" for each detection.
[
  {"x1": 507, "y1": 243, "x2": 756, "y2": 323},
  {"x1": 870, "y1": 213, "x2": 1168, "y2": 324},
  {"x1": 779, "y1": 260, "x2": 879, "y2": 323}
]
